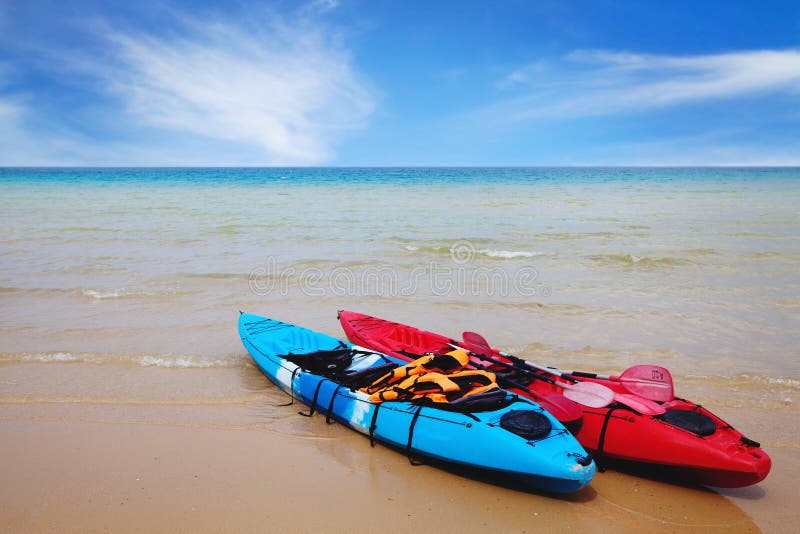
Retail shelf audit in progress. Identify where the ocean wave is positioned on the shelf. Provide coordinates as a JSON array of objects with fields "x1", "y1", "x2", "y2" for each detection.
[
  {"x1": 678, "y1": 374, "x2": 799, "y2": 410},
  {"x1": 682, "y1": 248, "x2": 721, "y2": 256},
  {"x1": 0, "y1": 286, "x2": 190, "y2": 300},
  {"x1": 389, "y1": 236, "x2": 497, "y2": 246},
  {"x1": 80, "y1": 287, "x2": 194, "y2": 300},
  {"x1": 80, "y1": 288, "x2": 185, "y2": 300},
  {"x1": 478, "y1": 249, "x2": 542, "y2": 259},
  {"x1": 178, "y1": 272, "x2": 250, "y2": 281},
  {"x1": 684, "y1": 373, "x2": 800, "y2": 389},
  {"x1": 402, "y1": 244, "x2": 444, "y2": 254},
  {"x1": 0, "y1": 352, "x2": 248, "y2": 368},
  {"x1": 586, "y1": 253, "x2": 696, "y2": 267},
  {"x1": 400, "y1": 243, "x2": 542, "y2": 260},
  {"x1": 81, "y1": 289, "x2": 123, "y2": 299},
  {"x1": 539, "y1": 232, "x2": 618, "y2": 241},
  {"x1": 201, "y1": 223, "x2": 274, "y2": 235},
  {"x1": 432, "y1": 300, "x2": 589, "y2": 315},
  {"x1": 744, "y1": 252, "x2": 782, "y2": 259},
  {"x1": 0, "y1": 394, "x2": 265, "y2": 407}
]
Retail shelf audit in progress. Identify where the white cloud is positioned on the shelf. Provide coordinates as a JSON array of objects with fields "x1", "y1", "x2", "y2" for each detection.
[
  {"x1": 306, "y1": 0, "x2": 340, "y2": 13},
  {"x1": 0, "y1": 99, "x2": 34, "y2": 160},
  {"x1": 0, "y1": 96, "x2": 148, "y2": 165},
  {"x1": 93, "y1": 12, "x2": 374, "y2": 164},
  {"x1": 0, "y1": 7, "x2": 374, "y2": 165},
  {"x1": 493, "y1": 49, "x2": 800, "y2": 121},
  {"x1": 0, "y1": 97, "x2": 93, "y2": 165}
]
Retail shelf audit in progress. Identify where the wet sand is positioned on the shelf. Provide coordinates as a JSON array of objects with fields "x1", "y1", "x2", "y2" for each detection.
[{"x1": 1, "y1": 362, "x2": 796, "y2": 533}]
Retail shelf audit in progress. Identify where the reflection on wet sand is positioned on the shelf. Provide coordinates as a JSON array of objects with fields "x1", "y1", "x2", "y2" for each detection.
[{"x1": 308, "y1": 414, "x2": 760, "y2": 531}]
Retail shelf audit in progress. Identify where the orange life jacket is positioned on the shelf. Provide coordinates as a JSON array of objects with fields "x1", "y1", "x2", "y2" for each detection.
[
  {"x1": 362, "y1": 349, "x2": 470, "y2": 395},
  {"x1": 363, "y1": 350, "x2": 499, "y2": 404},
  {"x1": 447, "y1": 369, "x2": 500, "y2": 399},
  {"x1": 367, "y1": 372, "x2": 461, "y2": 403}
]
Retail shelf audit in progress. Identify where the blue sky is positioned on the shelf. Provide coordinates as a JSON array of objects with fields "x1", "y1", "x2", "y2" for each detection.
[{"x1": 1, "y1": 0, "x2": 799, "y2": 166}]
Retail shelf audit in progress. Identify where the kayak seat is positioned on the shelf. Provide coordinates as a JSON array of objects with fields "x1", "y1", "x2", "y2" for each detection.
[
  {"x1": 499, "y1": 409, "x2": 552, "y2": 440},
  {"x1": 659, "y1": 409, "x2": 717, "y2": 437},
  {"x1": 282, "y1": 346, "x2": 353, "y2": 378},
  {"x1": 418, "y1": 388, "x2": 513, "y2": 413}
]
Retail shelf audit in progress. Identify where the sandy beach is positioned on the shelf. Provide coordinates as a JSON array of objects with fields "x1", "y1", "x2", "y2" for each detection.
[{"x1": 1, "y1": 360, "x2": 796, "y2": 533}]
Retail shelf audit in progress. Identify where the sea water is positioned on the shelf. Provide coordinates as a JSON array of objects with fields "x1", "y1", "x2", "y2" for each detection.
[{"x1": 0, "y1": 167, "x2": 798, "y2": 391}]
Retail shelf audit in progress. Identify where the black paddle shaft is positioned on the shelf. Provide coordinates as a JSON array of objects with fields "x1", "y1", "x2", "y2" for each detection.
[{"x1": 467, "y1": 350, "x2": 563, "y2": 386}]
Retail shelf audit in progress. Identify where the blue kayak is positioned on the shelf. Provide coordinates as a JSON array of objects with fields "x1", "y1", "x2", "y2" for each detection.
[{"x1": 239, "y1": 312, "x2": 595, "y2": 493}]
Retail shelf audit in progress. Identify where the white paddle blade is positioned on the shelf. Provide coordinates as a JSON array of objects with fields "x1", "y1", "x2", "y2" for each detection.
[{"x1": 562, "y1": 382, "x2": 615, "y2": 408}]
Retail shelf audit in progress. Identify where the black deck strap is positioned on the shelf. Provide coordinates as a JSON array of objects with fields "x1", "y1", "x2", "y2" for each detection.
[
  {"x1": 325, "y1": 385, "x2": 344, "y2": 424},
  {"x1": 341, "y1": 362, "x2": 399, "y2": 390},
  {"x1": 406, "y1": 405, "x2": 425, "y2": 465},
  {"x1": 594, "y1": 406, "x2": 622, "y2": 472},
  {"x1": 568, "y1": 451, "x2": 594, "y2": 467},
  {"x1": 398, "y1": 349, "x2": 426, "y2": 359},
  {"x1": 368, "y1": 403, "x2": 382, "y2": 447},
  {"x1": 440, "y1": 390, "x2": 508, "y2": 419},
  {"x1": 740, "y1": 436, "x2": 761, "y2": 448},
  {"x1": 351, "y1": 349, "x2": 394, "y2": 363},
  {"x1": 278, "y1": 366, "x2": 302, "y2": 406},
  {"x1": 299, "y1": 378, "x2": 328, "y2": 417}
]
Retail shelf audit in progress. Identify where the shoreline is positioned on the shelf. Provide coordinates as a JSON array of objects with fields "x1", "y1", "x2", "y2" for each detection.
[{"x1": 1, "y1": 361, "x2": 796, "y2": 532}]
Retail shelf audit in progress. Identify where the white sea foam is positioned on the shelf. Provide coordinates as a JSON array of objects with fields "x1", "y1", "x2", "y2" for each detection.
[
  {"x1": 0, "y1": 352, "x2": 245, "y2": 368},
  {"x1": 478, "y1": 249, "x2": 541, "y2": 259},
  {"x1": 80, "y1": 288, "x2": 184, "y2": 300},
  {"x1": 7, "y1": 352, "x2": 82, "y2": 363},
  {"x1": 136, "y1": 355, "x2": 242, "y2": 368},
  {"x1": 82, "y1": 289, "x2": 129, "y2": 299},
  {"x1": 684, "y1": 374, "x2": 800, "y2": 389},
  {"x1": 764, "y1": 376, "x2": 800, "y2": 387}
]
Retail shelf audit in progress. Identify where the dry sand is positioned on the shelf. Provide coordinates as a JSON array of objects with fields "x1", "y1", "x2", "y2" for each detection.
[{"x1": 1, "y1": 362, "x2": 797, "y2": 533}]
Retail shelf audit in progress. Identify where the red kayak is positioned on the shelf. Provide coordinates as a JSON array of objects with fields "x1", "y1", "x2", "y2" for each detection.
[{"x1": 339, "y1": 310, "x2": 771, "y2": 488}]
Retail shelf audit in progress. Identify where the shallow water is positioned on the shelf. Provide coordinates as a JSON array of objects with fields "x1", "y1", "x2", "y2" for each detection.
[{"x1": 1, "y1": 167, "x2": 798, "y2": 380}]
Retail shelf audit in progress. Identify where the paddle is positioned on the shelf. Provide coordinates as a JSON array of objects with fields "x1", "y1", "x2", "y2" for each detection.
[
  {"x1": 460, "y1": 334, "x2": 666, "y2": 415},
  {"x1": 521, "y1": 361, "x2": 666, "y2": 415},
  {"x1": 463, "y1": 332, "x2": 673, "y2": 401},
  {"x1": 463, "y1": 331, "x2": 673, "y2": 403},
  {"x1": 480, "y1": 366, "x2": 584, "y2": 424},
  {"x1": 548, "y1": 365, "x2": 674, "y2": 402},
  {"x1": 450, "y1": 343, "x2": 615, "y2": 409}
]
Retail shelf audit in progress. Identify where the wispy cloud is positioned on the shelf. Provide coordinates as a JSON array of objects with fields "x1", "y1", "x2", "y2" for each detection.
[
  {"x1": 95, "y1": 11, "x2": 374, "y2": 164},
  {"x1": 493, "y1": 49, "x2": 800, "y2": 120},
  {"x1": 306, "y1": 0, "x2": 340, "y2": 13},
  {"x1": 0, "y1": 6, "x2": 374, "y2": 165}
]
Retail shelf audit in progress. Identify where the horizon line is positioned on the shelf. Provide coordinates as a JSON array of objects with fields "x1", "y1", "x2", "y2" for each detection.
[{"x1": 2, "y1": 165, "x2": 800, "y2": 170}]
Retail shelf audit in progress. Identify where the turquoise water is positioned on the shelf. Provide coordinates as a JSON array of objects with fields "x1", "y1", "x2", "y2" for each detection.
[
  {"x1": 1, "y1": 167, "x2": 798, "y2": 383},
  {"x1": 2, "y1": 166, "x2": 799, "y2": 184}
]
